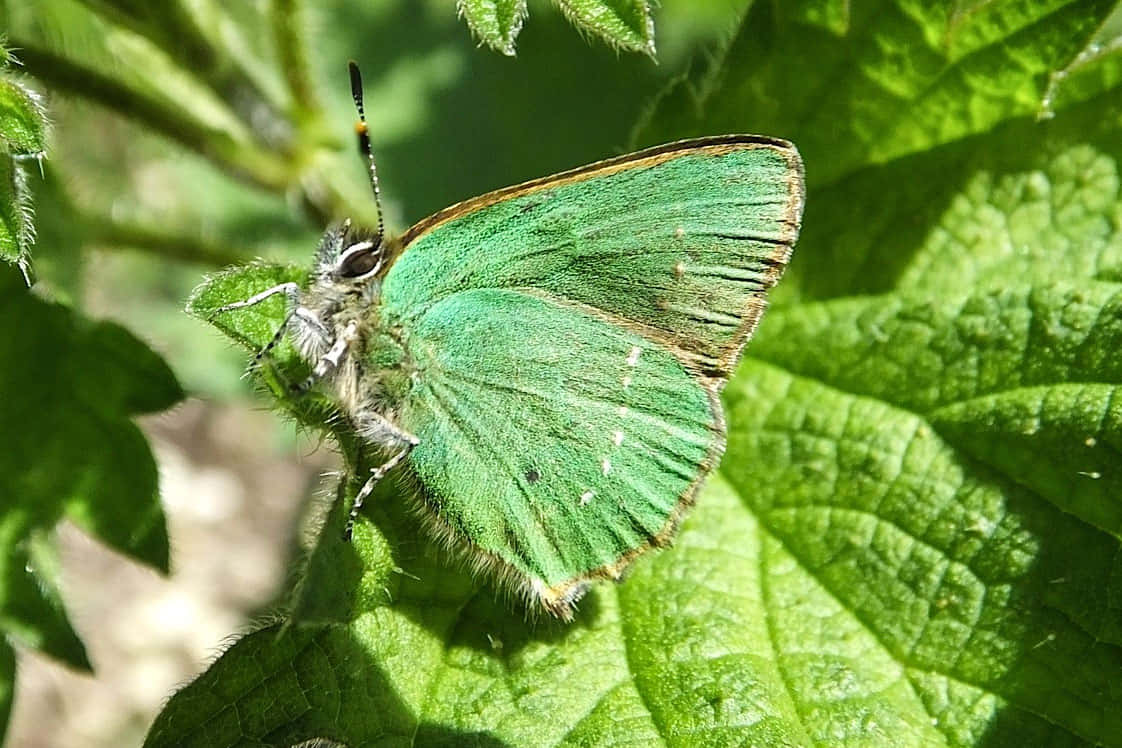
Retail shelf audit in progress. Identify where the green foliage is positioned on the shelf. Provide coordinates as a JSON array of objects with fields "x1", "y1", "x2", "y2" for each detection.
[
  {"x1": 0, "y1": 77, "x2": 45, "y2": 156},
  {"x1": 0, "y1": 264, "x2": 182, "y2": 709},
  {"x1": 459, "y1": 0, "x2": 528, "y2": 56},
  {"x1": 0, "y1": 48, "x2": 45, "y2": 275},
  {"x1": 460, "y1": 0, "x2": 654, "y2": 57},
  {"x1": 6, "y1": 0, "x2": 1122, "y2": 745},
  {"x1": 555, "y1": 0, "x2": 655, "y2": 56},
  {"x1": 187, "y1": 263, "x2": 309, "y2": 364},
  {"x1": 0, "y1": 156, "x2": 29, "y2": 270},
  {"x1": 147, "y1": 2, "x2": 1122, "y2": 747},
  {"x1": 0, "y1": 644, "x2": 11, "y2": 742}
]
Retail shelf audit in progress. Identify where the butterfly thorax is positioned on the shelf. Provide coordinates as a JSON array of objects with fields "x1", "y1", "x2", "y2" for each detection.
[{"x1": 291, "y1": 224, "x2": 414, "y2": 426}]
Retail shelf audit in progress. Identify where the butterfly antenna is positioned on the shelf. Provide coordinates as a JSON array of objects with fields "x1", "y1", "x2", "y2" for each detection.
[{"x1": 349, "y1": 61, "x2": 384, "y2": 244}]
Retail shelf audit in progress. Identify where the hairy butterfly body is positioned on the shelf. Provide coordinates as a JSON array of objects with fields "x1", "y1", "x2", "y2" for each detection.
[{"x1": 211, "y1": 64, "x2": 804, "y2": 619}]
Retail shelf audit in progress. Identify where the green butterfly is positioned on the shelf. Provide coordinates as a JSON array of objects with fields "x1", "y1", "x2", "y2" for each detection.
[{"x1": 207, "y1": 64, "x2": 804, "y2": 619}]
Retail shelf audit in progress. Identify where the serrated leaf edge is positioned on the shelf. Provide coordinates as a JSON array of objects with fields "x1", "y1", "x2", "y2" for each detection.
[
  {"x1": 3, "y1": 156, "x2": 36, "y2": 284},
  {"x1": 553, "y1": 0, "x2": 657, "y2": 57},
  {"x1": 457, "y1": 0, "x2": 529, "y2": 56},
  {"x1": 0, "y1": 74, "x2": 48, "y2": 157}
]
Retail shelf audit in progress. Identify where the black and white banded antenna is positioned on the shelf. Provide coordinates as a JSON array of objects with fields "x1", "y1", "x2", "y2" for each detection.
[{"x1": 348, "y1": 61, "x2": 384, "y2": 245}]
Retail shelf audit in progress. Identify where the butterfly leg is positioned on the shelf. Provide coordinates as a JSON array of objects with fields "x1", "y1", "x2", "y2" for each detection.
[
  {"x1": 345, "y1": 415, "x2": 419, "y2": 540},
  {"x1": 247, "y1": 307, "x2": 331, "y2": 393},
  {"x1": 292, "y1": 320, "x2": 359, "y2": 394},
  {"x1": 255, "y1": 306, "x2": 330, "y2": 366},
  {"x1": 208, "y1": 282, "x2": 328, "y2": 366},
  {"x1": 209, "y1": 282, "x2": 300, "y2": 317}
]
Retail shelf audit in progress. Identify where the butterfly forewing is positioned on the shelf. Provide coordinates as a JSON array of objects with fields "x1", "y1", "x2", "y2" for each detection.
[{"x1": 384, "y1": 136, "x2": 804, "y2": 376}]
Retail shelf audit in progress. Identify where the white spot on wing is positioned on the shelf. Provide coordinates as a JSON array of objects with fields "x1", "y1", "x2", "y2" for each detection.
[
  {"x1": 613, "y1": 431, "x2": 624, "y2": 447},
  {"x1": 621, "y1": 375, "x2": 632, "y2": 389},
  {"x1": 602, "y1": 458, "x2": 612, "y2": 475},
  {"x1": 618, "y1": 406, "x2": 628, "y2": 418},
  {"x1": 580, "y1": 490, "x2": 595, "y2": 506},
  {"x1": 626, "y1": 346, "x2": 641, "y2": 367}
]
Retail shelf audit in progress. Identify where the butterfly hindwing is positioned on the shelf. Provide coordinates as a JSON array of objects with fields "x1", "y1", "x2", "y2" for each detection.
[
  {"x1": 395, "y1": 288, "x2": 720, "y2": 616},
  {"x1": 382, "y1": 136, "x2": 804, "y2": 376}
]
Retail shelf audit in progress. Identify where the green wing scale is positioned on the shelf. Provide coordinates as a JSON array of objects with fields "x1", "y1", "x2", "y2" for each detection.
[{"x1": 381, "y1": 137, "x2": 805, "y2": 616}]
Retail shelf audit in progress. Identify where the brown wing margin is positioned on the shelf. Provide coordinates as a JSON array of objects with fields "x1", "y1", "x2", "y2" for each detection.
[
  {"x1": 397, "y1": 134, "x2": 803, "y2": 247},
  {"x1": 391, "y1": 134, "x2": 805, "y2": 379}
]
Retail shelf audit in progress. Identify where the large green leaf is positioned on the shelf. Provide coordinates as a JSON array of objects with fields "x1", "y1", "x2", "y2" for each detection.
[
  {"x1": 0, "y1": 265, "x2": 182, "y2": 677},
  {"x1": 634, "y1": 0, "x2": 1117, "y2": 187},
  {"x1": 149, "y1": 1, "x2": 1122, "y2": 745}
]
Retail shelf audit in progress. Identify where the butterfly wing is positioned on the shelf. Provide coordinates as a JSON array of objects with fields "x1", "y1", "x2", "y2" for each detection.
[
  {"x1": 379, "y1": 137, "x2": 804, "y2": 615},
  {"x1": 396, "y1": 288, "x2": 720, "y2": 617},
  {"x1": 383, "y1": 136, "x2": 804, "y2": 376}
]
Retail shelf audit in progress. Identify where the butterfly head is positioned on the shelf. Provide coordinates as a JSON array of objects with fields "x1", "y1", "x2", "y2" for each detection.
[
  {"x1": 308, "y1": 62, "x2": 391, "y2": 291},
  {"x1": 314, "y1": 219, "x2": 386, "y2": 285}
]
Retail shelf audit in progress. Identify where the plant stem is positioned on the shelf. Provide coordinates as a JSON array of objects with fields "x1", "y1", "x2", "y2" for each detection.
[
  {"x1": 271, "y1": 0, "x2": 321, "y2": 130},
  {"x1": 82, "y1": 212, "x2": 250, "y2": 268},
  {"x1": 13, "y1": 41, "x2": 293, "y2": 195},
  {"x1": 68, "y1": 0, "x2": 292, "y2": 151},
  {"x1": 14, "y1": 32, "x2": 374, "y2": 237}
]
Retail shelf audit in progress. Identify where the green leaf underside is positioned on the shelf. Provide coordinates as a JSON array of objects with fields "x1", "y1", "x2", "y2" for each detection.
[
  {"x1": 0, "y1": 266, "x2": 181, "y2": 669},
  {"x1": 0, "y1": 77, "x2": 46, "y2": 156},
  {"x1": 459, "y1": 0, "x2": 528, "y2": 56},
  {"x1": 555, "y1": 0, "x2": 656, "y2": 56},
  {"x1": 187, "y1": 262, "x2": 310, "y2": 361},
  {"x1": 153, "y1": 1, "x2": 1122, "y2": 745},
  {"x1": 0, "y1": 155, "x2": 31, "y2": 266}
]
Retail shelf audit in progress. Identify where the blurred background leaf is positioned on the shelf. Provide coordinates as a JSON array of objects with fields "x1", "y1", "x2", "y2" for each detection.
[{"x1": 0, "y1": 263, "x2": 182, "y2": 739}]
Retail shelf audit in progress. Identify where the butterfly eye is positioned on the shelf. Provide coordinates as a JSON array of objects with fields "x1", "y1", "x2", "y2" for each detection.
[{"x1": 337, "y1": 241, "x2": 381, "y2": 278}]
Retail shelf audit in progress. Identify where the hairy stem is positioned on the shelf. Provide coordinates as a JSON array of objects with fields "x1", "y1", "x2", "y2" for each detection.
[
  {"x1": 14, "y1": 41, "x2": 293, "y2": 195},
  {"x1": 83, "y1": 211, "x2": 250, "y2": 267},
  {"x1": 271, "y1": 0, "x2": 321, "y2": 129},
  {"x1": 69, "y1": 0, "x2": 292, "y2": 150}
]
